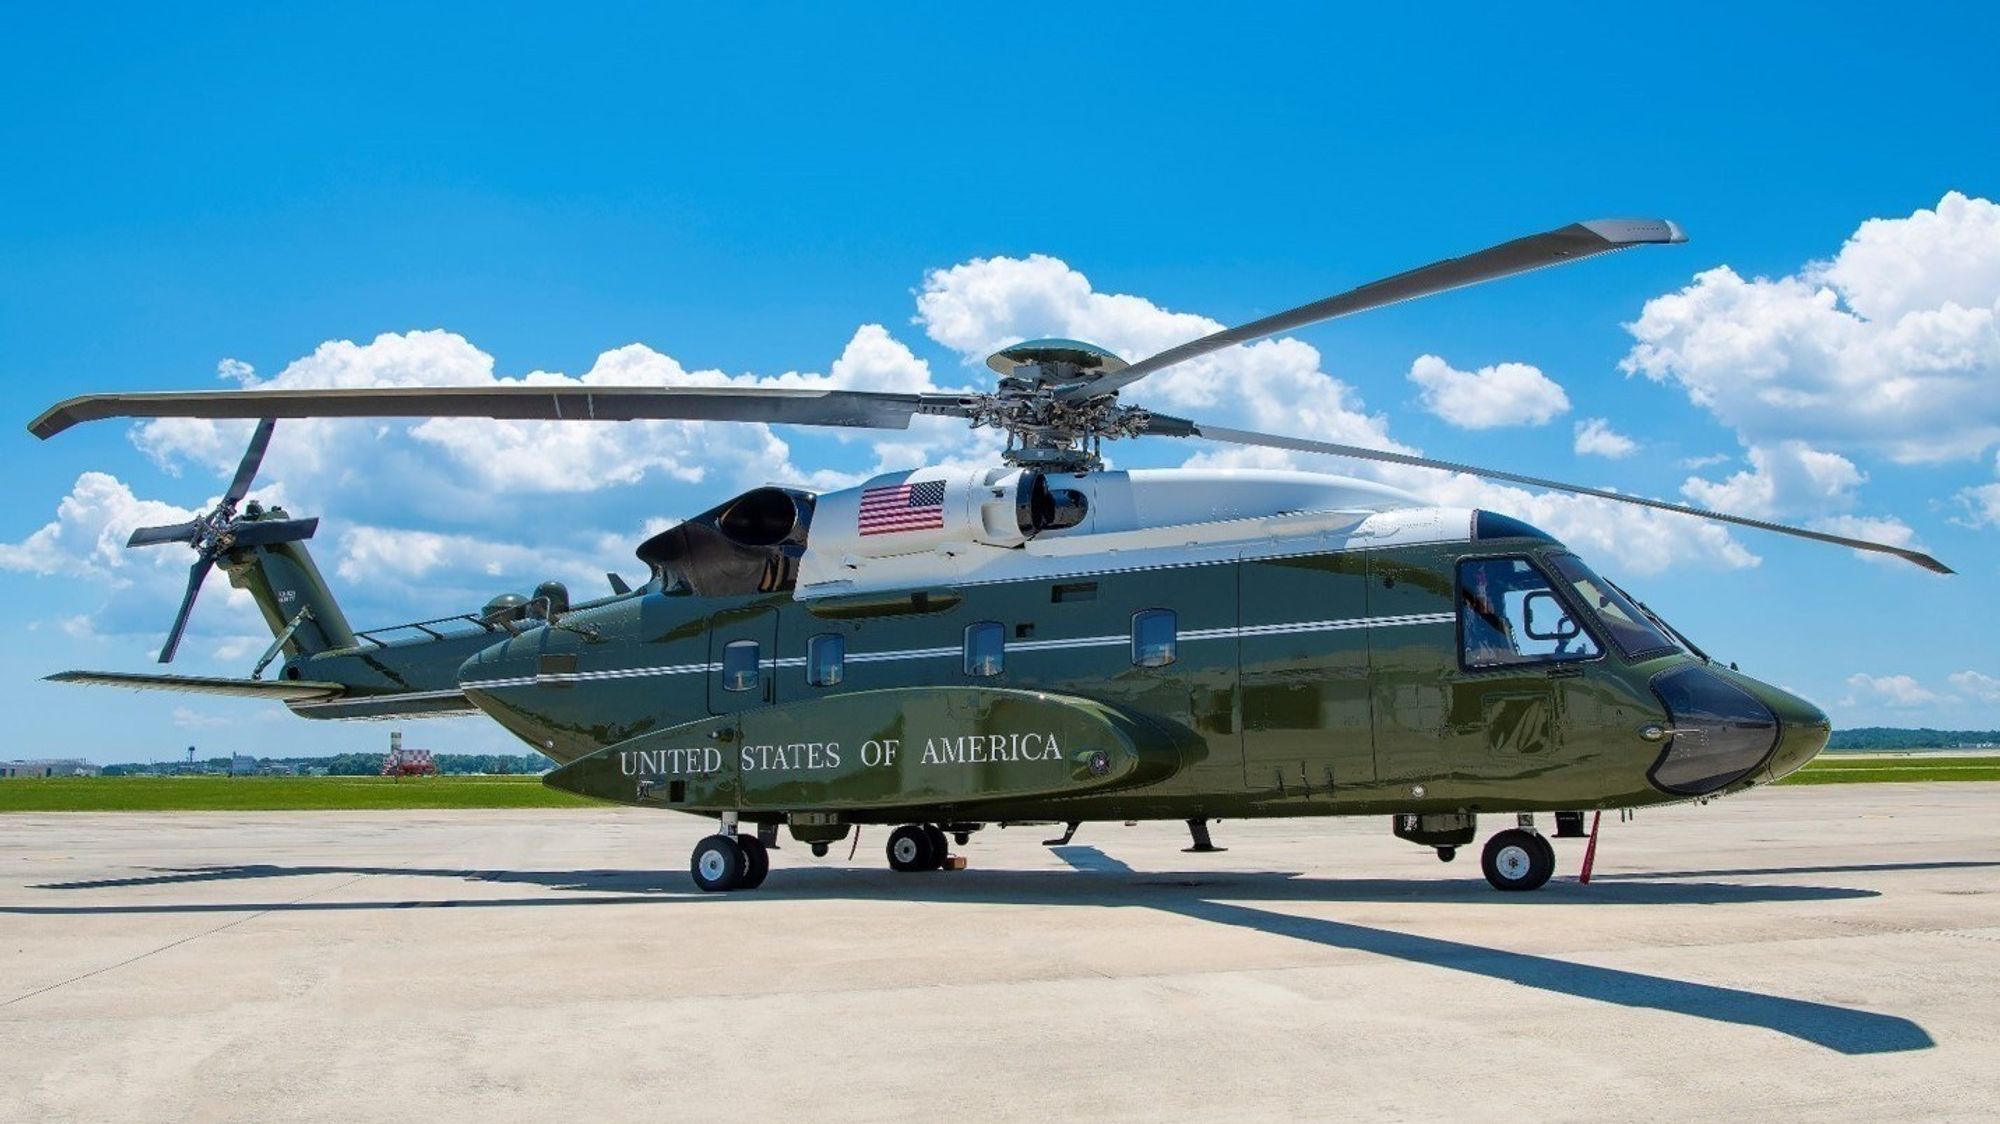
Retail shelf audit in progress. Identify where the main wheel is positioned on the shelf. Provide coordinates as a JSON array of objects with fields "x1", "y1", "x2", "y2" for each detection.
[
  {"x1": 922, "y1": 824, "x2": 950, "y2": 869},
  {"x1": 737, "y1": 834, "x2": 770, "y2": 890},
  {"x1": 1530, "y1": 831, "x2": 1556, "y2": 873},
  {"x1": 1481, "y1": 829, "x2": 1554, "y2": 892},
  {"x1": 887, "y1": 824, "x2": 937, "y2": 873},
  {"x1": 691, "y1": 834, "x2": 745, "y2": 892}
]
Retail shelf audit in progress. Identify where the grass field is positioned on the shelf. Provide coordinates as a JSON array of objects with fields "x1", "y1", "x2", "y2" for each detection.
[
  {"x1": 0, "y1": 774, "x2": 596, "y2": 812},
  {"x1": 1776, "y1": 755, "x2": 2000, "y2": 785},
  {"x1": 4, "y1": 755, "x2": 1997, "y2": 812}
]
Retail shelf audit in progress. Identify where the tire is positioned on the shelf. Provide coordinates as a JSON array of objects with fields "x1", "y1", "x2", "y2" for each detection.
[
  {"x1": 887, "y1": 824, "x2": 936, "y2": 873},
  {"x1": 922, "y1": 824, "x2": 950, "y2": 869},
  {"x1": 691, "y1": 834, "x2": 744, "y2": 892},
  {"x1": 1530, "y1": 831, "x2": 1556, "y2": 873},
  {"x1": 737, "y1": 834, "x2": 770, "y2": 890},
  {"x1": 1481, "y1": 829, "x2": 1554, "y2": 892}
]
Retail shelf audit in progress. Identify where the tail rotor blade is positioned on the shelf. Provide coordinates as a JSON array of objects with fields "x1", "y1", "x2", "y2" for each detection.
[
  {"x1": 158, "y1": 554, "x2": 216, "y2": 664},
  {"x1": 227, "y1": 517, "x2": 318, "y2": 548},
  {"x1": 223, "y1": 418, "x2": 277, "y2": 507},
  {"x1": 127, "y1": 520, "x2": 203, "y2": 549}
]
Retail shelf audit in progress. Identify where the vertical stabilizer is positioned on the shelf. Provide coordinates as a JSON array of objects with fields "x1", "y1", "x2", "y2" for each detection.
[{"x1": 221, "y1": 507, "x2": 358, "y2": 657}]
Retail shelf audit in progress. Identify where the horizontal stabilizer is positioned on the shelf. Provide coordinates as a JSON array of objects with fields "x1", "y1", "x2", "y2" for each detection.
[{"x1": 46, "y1": 670, "x2": 346, "y2": 701}]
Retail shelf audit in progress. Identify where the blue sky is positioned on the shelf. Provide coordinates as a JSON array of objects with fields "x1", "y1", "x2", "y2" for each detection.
[{"x1": 3, "y1": 4, "x2": 1996, "y2": 763}]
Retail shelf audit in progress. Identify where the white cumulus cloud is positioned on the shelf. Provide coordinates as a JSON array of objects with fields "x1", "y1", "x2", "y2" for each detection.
[
  {"x1": 1841, "y1": 672, "x2": 1944, "y2": 708},
  {"x1": 1621, "y1": 191, "x2": 2000, "y2": 464},
  {"x1": 1574, "y1": 418, "x2": 1637, "y2": 459},
  {"x1": 1407, "y1": 354, "x2": 1570, "y2": 429},
  {"x1": 1948, "y1": 670, "x2": 2000, "y2": 703},
  {"x1": 1680, "y1": 440, "x2": 1865, "y2": 519}
]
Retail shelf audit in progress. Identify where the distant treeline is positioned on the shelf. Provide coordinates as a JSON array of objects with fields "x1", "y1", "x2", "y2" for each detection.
[
  {"x1": 1827, "y1": 727, "x2": 2000, "y2": 750},
  {"x1": 104, "y1": 752, "x2": 556, "y2": 776}
]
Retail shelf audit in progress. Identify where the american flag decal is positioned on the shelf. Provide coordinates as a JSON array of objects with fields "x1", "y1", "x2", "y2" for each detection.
[{"x1": 858, "y1": 479, "x2": 947, "y2": 536}]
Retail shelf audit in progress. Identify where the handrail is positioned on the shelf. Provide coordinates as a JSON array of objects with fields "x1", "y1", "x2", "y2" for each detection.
[{"x1": 351, "y1": 612, "x2": 513, "y2": 648}]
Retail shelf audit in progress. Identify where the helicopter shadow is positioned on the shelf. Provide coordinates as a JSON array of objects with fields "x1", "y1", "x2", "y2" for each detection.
[
  {"x1": 25, "y1": 859, "x2": 1894, "y2": 905},
  {"x1": 10, "y1": 850, "x2": 1933, "y2": 1056}
]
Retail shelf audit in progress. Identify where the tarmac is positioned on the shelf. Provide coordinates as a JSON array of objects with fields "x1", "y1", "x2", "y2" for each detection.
[{"x1": 3, "y1": 784, "x2": 1997, "y2": 1122}]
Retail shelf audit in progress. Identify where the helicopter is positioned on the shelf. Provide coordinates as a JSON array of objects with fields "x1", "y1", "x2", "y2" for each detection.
[{"x1": 28, "y1": 217, "x2": 1952, "y2": 894}]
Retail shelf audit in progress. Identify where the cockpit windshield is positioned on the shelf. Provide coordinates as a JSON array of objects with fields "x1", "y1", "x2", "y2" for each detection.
[{"x1": 1546, "y1": 553, "x2": 1680, "y2": 660}]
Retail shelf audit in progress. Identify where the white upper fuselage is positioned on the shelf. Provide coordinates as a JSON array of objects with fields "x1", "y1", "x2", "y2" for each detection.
[{"x1": 795, "y1": 466, "x2": 1476, "y2": 598}]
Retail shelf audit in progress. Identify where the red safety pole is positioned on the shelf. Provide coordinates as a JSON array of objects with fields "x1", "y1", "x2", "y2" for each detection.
[{"x1": 1578, "y1": 810, "x2": 1604, "y2": 884}]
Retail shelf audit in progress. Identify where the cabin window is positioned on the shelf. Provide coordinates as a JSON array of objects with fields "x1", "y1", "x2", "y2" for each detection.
[
  {"x1": 806, "y1": 633, "x2": 845, "y2": 687},
  {"x1": 722, "y1": 639, "x2": 762, "y2": 692},
  {"x1": 964, "y1": 621, "x2": 1005, "y2": 677},
  {"x1": 1132, "y1": 609, "x2": 1177, "y2": 667},
  {"x1": 1457, "y1": 557, "x2": 1602, "y2": 669}
]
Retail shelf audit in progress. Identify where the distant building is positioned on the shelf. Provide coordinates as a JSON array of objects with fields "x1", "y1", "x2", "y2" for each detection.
[
  {"x1": 1, "y1": 758, "x2": 101, "y2": 778},
  {"x1": 229, "y1": 755, "x2": 259, "y2": 776}
]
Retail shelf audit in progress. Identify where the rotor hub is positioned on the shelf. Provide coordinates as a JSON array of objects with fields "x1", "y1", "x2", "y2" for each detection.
[{"x1": 975, "y1": 340, "x2": 1149, "y2": 470}]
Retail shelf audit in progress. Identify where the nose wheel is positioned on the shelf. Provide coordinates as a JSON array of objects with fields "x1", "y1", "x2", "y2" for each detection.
[{"x1": 1481, "y1": 828, "x2": 1555, "y2": 892}]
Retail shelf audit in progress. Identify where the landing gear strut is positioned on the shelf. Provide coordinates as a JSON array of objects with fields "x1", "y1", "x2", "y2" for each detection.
[{"x1": 1183, "y1": 818, "x2": 1226, "y2": 853}]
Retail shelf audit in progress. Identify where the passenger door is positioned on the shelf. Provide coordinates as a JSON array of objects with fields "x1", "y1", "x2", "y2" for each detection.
[{"x1": 1239, "y1": 551, "x2": 1376, "y2": 796}]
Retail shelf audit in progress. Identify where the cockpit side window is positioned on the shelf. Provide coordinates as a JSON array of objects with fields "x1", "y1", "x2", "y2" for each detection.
[
  {"x1": 1546, "y1": 554, "x2": 1680, "y2": 660},
  {"x1": 1457, "y1": 557, "x2": 1602, "y2": 670}
]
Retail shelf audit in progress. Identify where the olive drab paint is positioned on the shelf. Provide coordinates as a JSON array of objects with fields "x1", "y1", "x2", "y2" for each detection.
[{"x1": 175, "y1": 502, "x2": 1831, "y2": 831}]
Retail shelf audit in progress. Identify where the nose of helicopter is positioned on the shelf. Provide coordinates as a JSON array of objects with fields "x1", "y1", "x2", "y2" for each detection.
[
  {"x1": 1647, "y1": 664, "x2": 1830, "y2": 795},
  {"x1": 1758, "y1": 683, "x2": 1833, "y2": 781}
]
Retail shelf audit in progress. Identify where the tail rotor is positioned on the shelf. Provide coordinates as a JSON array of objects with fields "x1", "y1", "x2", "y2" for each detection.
[{"x1": 124, "y1": 418, "x2": 318, "y2": 662}]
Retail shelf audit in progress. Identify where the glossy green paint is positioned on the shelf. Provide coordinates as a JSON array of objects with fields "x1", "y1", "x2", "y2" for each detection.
[
  {"x1": 545, "y1": 686, "x2": 1193, "y2": 817},
  {"x1": 259, "y1": 534, "x2": 1829, "y2": 827}
]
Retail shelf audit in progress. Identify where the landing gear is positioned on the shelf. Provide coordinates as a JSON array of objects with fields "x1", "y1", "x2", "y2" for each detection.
[
  {"x1": 1530, "y1": 831, "x2": 1556, "y2": 871},
  {"x1": 737, "y1": 833, "x2": 770, "y2": 889},
  {"x1": 1183, "y1": 818, "x2": 1226, "y2": 853},
  {"x1": 887, "y1": 824, "x2": 943, "y2": 872},
  {"x1": 691, "y1": 834, "x2": 744, "y2": 892},
  {"x1": 1481, "y1": 828, "x2": 1555, "y2": 892},
  {"x1": 689, "y1": 830, "x2": 770, "y2": 892}
]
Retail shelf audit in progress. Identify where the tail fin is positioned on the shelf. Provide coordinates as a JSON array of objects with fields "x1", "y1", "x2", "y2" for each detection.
[{"x1": 221, "y1": 506, "x2": 358, "y2": 657}]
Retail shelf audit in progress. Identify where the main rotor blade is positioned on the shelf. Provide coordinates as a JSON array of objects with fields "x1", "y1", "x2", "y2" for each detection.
[
  {"x1": 1169, "y1": 420, "x2": 1954, "y2": 575},
  {"x1": 226, "y1": 517, "x2": 319, "y2": 548},
  {"x1": 158, "y1": 554, "x2": 216, "y2": 664},
  {"x1": 30, "y1": 386, "x2": 977, "y2": 439},
  {"x1": 1065, "y1": 219, "x2": 1686, "y2": 401},
  {"x1": 126, "y1": 520, "x2": 203, "y2": 548},
  {"x1": 223, "y1": 417, "x2": 277, "y2": 506}
]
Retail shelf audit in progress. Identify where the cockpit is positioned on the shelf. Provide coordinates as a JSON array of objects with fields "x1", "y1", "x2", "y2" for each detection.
[
  {"x1": 1457, "y1": 550, "x2": 1682, "y2": 670},
  {"x1": 636, "y1": 486, "x2": 816, "y2": 597}
]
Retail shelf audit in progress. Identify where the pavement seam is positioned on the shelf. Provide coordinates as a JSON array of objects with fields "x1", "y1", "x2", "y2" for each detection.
[{"x1": 0, "y1": 874, "x2": 368, "y2": 1010}]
